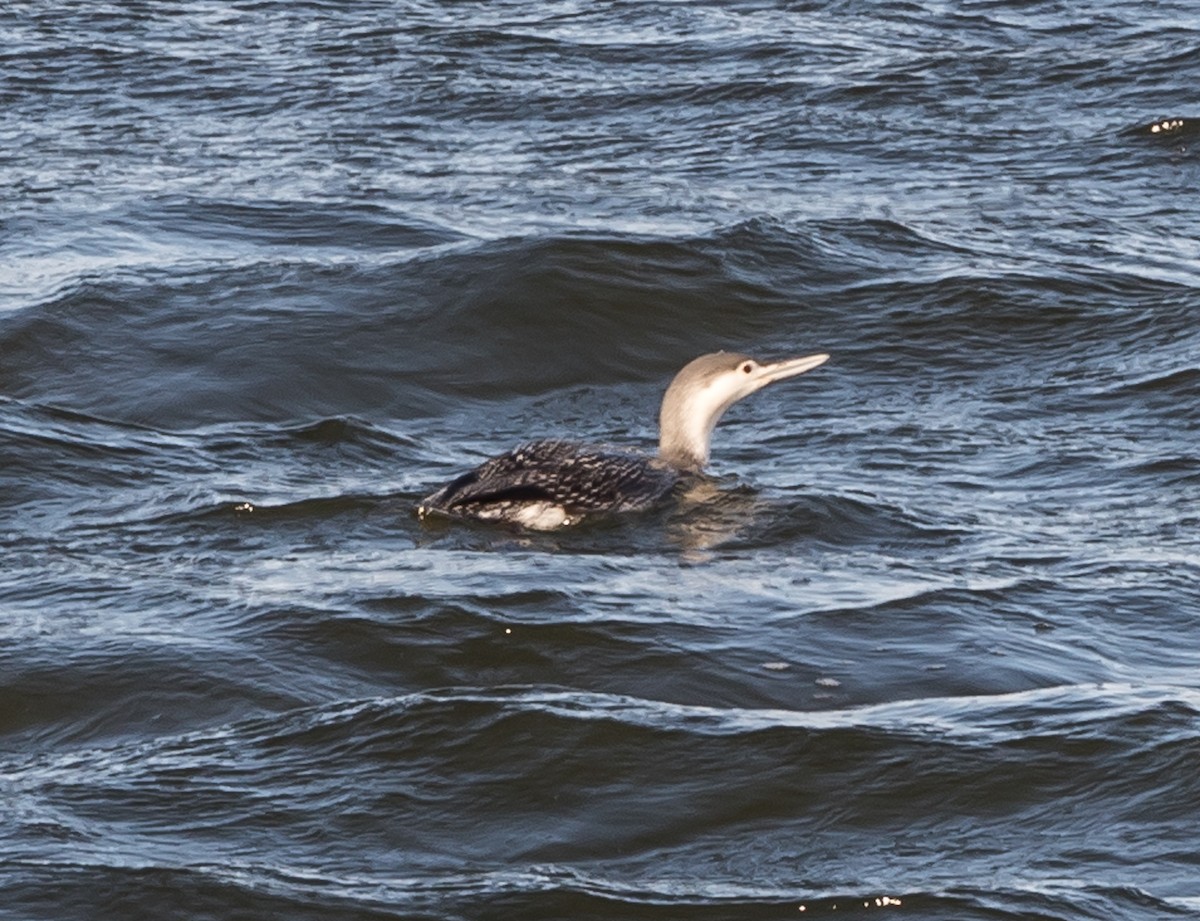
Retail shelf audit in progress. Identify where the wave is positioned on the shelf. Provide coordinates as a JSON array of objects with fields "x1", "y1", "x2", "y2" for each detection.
[
  {"x1": 4, "y1": 684, "x2": 1196, "y2": 918},
  {"x1": 12, "y1": 681, "x2": 1200, "y2": 805},
  {"x1": 7, "y1": 857, "x2": 1190, "y2": 921},
  {"x1": 124, "y1": 195, "x2": 463, "y2": 253},
  {"x1": 4, "y1": 219, "x2": 1195, "y2": 430},
  {"x1": 0, "y1": 402, "x2": 426, "y2": 525},
  {"x1": 12, "y1": 859, "x2": 1183, "y2": 921}
]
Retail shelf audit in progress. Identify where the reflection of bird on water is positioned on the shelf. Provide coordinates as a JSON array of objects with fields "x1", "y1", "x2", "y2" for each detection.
[{"x1": 417, "y1": 350, "x2": 829, "y2": 529}]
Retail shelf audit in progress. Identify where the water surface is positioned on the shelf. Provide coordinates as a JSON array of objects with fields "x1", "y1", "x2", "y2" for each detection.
[{"x1": 3, "y1": 2, "x2": 1200, "y2": 919}]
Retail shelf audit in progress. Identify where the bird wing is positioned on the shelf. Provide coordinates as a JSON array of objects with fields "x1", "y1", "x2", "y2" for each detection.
[{"x1": 423, "y1": 440, "x2": 678, "y2": 515}]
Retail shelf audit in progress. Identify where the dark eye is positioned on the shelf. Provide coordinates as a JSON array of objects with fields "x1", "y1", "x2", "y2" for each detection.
[{"x1": 742, "y1": 362, "x2": 753, "y2": 374}]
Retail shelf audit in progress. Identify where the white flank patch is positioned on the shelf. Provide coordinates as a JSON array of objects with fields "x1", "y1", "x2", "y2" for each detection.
[{"x1": 510, "y1": 502, "x2": 575, "y2": 530}]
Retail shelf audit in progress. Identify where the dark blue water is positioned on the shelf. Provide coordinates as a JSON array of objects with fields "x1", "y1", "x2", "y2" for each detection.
[{"x1": 3, "y1": 2, "x2": 1200, "y2": 918}]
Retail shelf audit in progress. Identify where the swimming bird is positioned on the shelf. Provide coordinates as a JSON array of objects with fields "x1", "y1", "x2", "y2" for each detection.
[{"x1": 417, "y1": 350, "x2": 829, "y2": 529}]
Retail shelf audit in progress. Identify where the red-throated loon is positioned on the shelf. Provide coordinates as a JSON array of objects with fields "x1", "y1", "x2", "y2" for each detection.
[{"x1": 417, "y1": 350, "x2": 829, "y2": 529}]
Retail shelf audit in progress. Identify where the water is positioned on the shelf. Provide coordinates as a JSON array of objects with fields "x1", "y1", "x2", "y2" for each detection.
[{"x1": 3, "y1": 2, "x2": 1200, "y2": 918}]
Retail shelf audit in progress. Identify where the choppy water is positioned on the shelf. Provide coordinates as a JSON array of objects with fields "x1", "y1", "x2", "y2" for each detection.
[{"x1": 3, "y1": 2, "x2": 1200, "y2": 919}]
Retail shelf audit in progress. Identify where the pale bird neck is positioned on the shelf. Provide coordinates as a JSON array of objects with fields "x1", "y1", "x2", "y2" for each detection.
[
  {"x1": 657, "y1": 405, "x2": 713, "y2": 472},
  {"x1": 657, "y1": 376, "x2": 742, "y2": 472}
]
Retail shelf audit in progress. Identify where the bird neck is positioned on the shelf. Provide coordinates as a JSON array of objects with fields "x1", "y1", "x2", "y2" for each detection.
[
  {"x1": 657, "y1": 389, "x2": 718, "y2": 472},
  {"x1": 658, "y1": 432, "x2": 708, "y2": 472}
]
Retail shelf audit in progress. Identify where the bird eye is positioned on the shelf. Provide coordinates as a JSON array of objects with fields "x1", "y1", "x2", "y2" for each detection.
[{"x1": 742, "y1": 362, "x2": 753, "y2": 374}]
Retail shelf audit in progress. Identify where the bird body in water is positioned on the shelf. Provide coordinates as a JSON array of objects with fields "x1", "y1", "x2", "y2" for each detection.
[{"x1": 417, "y1": 350, "x2": 829, "y2": 529}]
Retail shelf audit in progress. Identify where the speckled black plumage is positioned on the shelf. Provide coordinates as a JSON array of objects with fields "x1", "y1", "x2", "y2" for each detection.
[{"x1": 418, "y1": 439, "x2": 681, "y2": 521}]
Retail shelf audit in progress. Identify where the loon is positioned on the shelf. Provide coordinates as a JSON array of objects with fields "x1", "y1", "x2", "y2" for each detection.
[{"x1": 417, "y1": 350, "x2": 829, "y2": 529}]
